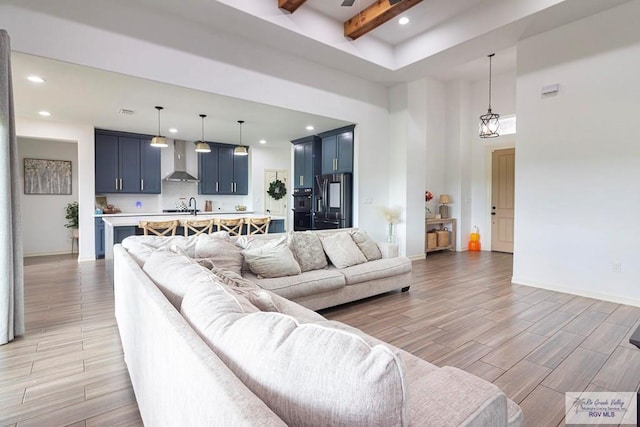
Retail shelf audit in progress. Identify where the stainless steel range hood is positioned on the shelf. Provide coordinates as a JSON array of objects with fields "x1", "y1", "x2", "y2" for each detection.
[{"x1": 165, "y1": 140, "x2": 199, "y2": 182}]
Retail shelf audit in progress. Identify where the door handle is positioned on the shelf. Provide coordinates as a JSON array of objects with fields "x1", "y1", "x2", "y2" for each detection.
[{"x1": 491, "y1": 212, "x2": 496, "y2": 215}]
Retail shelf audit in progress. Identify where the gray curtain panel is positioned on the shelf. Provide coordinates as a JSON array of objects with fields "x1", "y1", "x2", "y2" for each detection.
[{"x1": 0, "y1": 29, "x2": 25, "y2": 345}]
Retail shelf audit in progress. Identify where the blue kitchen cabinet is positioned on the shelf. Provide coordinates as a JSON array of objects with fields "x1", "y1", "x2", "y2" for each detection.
[
  {"x1": 291, "y1": 135, "x2": 321, "y2": 189},
  {"x1": 95, "y1": 130, "x2": 161, "y2": 194},
  {"x1": 319, "y1": 125, "x2": 354, "y2": 175},
  {"x1": 114, "y1": 226, "x2": 138, "y2": 244},
  {"x1": 198, "y1": 143, "x2": 248, "y2": 195},
  {"x1": 140, "y1": 137, "x2": 161, "y2": 193},
  {"x1": 95, "y1": 218, "x2": 105, "y2": 259},
  {"x1": 268, "y1": 219, "x2": 285, "y2": 233}
]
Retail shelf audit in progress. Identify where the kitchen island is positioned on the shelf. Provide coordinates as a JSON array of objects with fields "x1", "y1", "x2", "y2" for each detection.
[{"x1": 98, "y1": 213, "x2": 285, "y2": 273}]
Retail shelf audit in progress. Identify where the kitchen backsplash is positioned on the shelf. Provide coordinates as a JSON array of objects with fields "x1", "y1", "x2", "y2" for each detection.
[{"x1": 98, "y1": 181, "x2": 251, "y2": 213}]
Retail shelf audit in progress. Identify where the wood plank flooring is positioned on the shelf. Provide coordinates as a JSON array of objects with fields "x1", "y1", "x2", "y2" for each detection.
[
  {"x1": 322, "y1": 252, "x2": 640, "y2": 427},
  {"x1": 1, "y1": 251, "x2": 639, "y2": 426}
]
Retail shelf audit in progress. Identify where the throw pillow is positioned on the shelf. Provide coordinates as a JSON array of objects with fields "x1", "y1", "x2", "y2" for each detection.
[
  {"x1": 242, "y1": 237, "x2": 301, "y2": 279},
  {"x1": 287, "y1": 231, "x2": 328, "y2": 272},
  {"x1": 235, "y1": 236, "x2": 272, "y2": 271},
  {"x1": 350, "y1": 230, "x2": 382, "y2": 261},
  {"x1": 185, "y1": 311, "x2": 408, "y2": 427},
  {"x1": 194, "y1": 237, "x2": 243, "y2": 276},
  {"x1": 320, "y1": 232, "x2": 367, "y2": 268},
  {"x1": 208, "y1": 266, "x2": 258, "y2": 289}
]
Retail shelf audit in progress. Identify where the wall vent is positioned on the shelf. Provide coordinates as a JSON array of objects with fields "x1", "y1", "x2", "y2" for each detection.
[{"x1": 118, "y1": 108, "x2": 135, "y2": 115}]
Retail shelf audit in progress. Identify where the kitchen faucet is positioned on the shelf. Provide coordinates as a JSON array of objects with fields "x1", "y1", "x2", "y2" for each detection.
[{"x1": 188, "y1": 197, "x2": 197, "y2": 216}]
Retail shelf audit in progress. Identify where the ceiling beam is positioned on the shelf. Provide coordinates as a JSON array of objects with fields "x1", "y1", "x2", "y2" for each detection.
[
  {"x1": 344, "y1": 0, "x2": 423, "y2": 40},
  {"x1": 278, "y1": 0, "x2": 307, "y2": 14}
]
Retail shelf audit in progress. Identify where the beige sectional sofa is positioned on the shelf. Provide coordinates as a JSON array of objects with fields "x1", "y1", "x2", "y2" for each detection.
[{"x1": 114, "y1": 230, "x2": 524, "y2": 426}]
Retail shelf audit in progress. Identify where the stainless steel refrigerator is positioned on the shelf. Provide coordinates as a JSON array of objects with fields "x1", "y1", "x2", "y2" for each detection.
[{"x1": 314, "y1": 173, "x2": 352, "y2": 229}]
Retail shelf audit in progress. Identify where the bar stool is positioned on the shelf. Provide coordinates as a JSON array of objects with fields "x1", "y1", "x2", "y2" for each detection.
[
  {"x1": 182, "y1": 218, "x2": 215, "y2": 236},
  {"x1": 245, "y1": 217, "x2": 271, "y2": 235},
  {"x1": 138, "y1": 220, "x2": 179, "y2": 236},
  {"x1": 215, "y1": 218, "x2": 244, "y2": 236}
]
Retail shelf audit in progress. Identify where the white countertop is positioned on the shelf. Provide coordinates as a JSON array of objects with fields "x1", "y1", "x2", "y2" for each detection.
[
  {"x1": 94, "y1": 210, "x2": 253, "y2": 217},
  {"x1": 102, "y1": 213, "x2": 285, "y2": 227}
]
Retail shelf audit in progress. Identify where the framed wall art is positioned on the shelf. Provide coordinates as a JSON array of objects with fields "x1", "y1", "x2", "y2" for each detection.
[{"x1": 24, "y1": 158, "x2": 72, "y2": 195}]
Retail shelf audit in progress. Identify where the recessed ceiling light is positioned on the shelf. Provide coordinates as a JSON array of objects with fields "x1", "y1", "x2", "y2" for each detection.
[
  {"x1": 399, "y1": 17, "x2": 410, "y2": 25},
  {"x1": 27, "y1": 75, "x2": 45, "y2": 83},
  {"x1": 169, "y1": 128, "x2": 178, "y2": 134},
  {"x1": 259, "y1": 139, "x2": 267, "y2": 144},
  {"x1": 38, "y1": 111, "x2": 51, "y2": 117},
  {"x1": 306, "y1": 125, "x2": 314, "y2": 131}
]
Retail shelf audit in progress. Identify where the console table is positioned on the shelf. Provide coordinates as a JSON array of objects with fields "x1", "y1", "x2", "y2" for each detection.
[
  {"x1": 425, "y1": 218, "x2": 456, "y2": 254},
  {"x1": 631, "y1": 323, "x2": 640, "y2": 350}
]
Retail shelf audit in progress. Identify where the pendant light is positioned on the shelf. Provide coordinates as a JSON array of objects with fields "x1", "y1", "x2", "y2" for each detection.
[
  {"x1": 234, "y1": 120, "x2": 248, "y2": 156},
  {"x1": 150, "y1": 106, "x2": 169, "y2": 148},
  {"x1": 479, "y1": 53, "x2": 500, "y2": 138},
  {"x1": 194, "y1": 114, "x2": 211, "y2": 153}
]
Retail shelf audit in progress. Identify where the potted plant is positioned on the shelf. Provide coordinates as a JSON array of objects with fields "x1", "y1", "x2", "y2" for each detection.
[{"x1": 65, "y1": 201, "x2": 79, "y2": 237}]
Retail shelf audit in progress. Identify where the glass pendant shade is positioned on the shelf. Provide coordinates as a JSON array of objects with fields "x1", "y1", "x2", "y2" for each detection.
[
  {"x1": 479, "y1": 54, "x2": 500, "y2": 138},
  {"x1": 151, "y1": 106, "x2": 169, "y2": 148},
  {"x1": 234, "y1": 120, "x2": 248, "y2": 156},
  {"x1": 194, "y1": 114, "x2": 211, "y2": 153}
]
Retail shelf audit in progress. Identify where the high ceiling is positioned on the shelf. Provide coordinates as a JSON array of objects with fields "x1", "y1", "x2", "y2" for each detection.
[{"x1": 4, "y1": 0, "x2": 632, "y2": 147}]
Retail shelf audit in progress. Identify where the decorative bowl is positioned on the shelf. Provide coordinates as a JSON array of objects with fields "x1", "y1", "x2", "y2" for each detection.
[{"x1": 235, "y1": 205, "x2": 247, "y2": 212}]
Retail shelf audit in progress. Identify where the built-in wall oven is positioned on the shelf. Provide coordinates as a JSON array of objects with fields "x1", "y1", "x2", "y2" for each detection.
[{"x1": 292, "y1": 188, "x2": 313, "y2": 231}]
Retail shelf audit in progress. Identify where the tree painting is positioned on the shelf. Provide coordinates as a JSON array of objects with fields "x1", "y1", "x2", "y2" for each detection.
[{"x1": 24, "y1": 158, "x2": 72, "y2": 195}]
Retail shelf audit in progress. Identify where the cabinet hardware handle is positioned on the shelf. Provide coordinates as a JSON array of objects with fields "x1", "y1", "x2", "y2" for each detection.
[
  {"x1": 216, "y1": 182, "x2": 219, "y2": 192},
  {"x1": 115, "y1": 178, "x2": 118, "y2": 190},
  {"x1": 119, "y1": 178, "x2": 123, "y2": 190},
  {"x1": 300, "y1": 176, "x2": 303, "y2": 186},
  {"x1": 231, "y1": 183, "x2": 234, "y2": 192},
  {"x1": 141, "y1": 179, "x2": 144, "y2": 191}
]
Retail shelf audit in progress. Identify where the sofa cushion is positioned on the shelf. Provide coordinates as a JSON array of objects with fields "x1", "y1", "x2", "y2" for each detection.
[
  {"x1": 123, "y1": 235, "x2": 198, "y2": 257},
  {"x1": 242, "y1": 237, "x2": 301, "y2": 279},
  {"x1": 287, "y1": 231, "x2": 328, "y2": 272},
  {"x1": 208, "y1": 266, "x2": 259, "y2": 289},
  {"x1": 408, "y1": 366, "x2": 509, "y2": 427},
  {"x1": 194, "y1": 237, "x2": 243, "y2": 276},
  {"x1": 185, "y1": 311, "x2": 408, "y2": 427},
  {"x1": 142, "y1": 249, "x2": 246, "y2": 311},
  {"x1": 340, "y1": 257, "x2": 412, "y2": 285},
  {"x1": 121, "y1": 240, "x2": 155, "y2": 266},
  {"x1": 243, "y1": 268, "x2": 345, "y2": 300},
  {"x1": 320, "y1": 232, "x2": 367, "y2": 269},
  {"x1": 181, "y1": 280, "x2": 258, "y2": 329},
  {"x1": 350, "y1": 230, "x2": 382, "y2": 261}
]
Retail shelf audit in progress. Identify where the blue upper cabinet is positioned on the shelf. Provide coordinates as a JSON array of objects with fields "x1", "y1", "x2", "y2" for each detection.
[
  {"x1": 140, "y1": 137, "x2": 161, "y2": 193},
  {"x1": 319, "y1": 125, "x2": 355, "y2": 175},
  {"x1": 291, "y1": 135, "x2": 321, "y2": 189},
  {"x1": 95, "y1": 130, "x2": 161, "y2": 194},
  {"x1": 95, "y1": 133, "x2": 120, "y2": 193},
  {"x1": 197, "y1": 143, "x2": 248, "y2": 195}
]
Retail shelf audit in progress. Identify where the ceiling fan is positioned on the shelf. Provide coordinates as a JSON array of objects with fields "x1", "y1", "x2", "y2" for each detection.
[{"x1": 341, "y1": 0, "x2": 403, "y2": 5}]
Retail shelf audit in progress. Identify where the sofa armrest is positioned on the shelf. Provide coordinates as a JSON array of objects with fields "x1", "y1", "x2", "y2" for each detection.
[{"x1": 377, "y1": 242, "x2": 399, "y2": 258}]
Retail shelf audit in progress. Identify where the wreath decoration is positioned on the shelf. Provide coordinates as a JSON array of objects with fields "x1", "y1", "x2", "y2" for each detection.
[{"x1": 267, "y1": 179, "x2": 287, "y2": 200}]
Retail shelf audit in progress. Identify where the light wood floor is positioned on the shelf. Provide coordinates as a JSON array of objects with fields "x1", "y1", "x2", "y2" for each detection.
[{"x1": 2, "y1": 252, "x2": 639, "y2": 426}]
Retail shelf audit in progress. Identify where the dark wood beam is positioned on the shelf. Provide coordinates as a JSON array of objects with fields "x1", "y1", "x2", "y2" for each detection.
[
  {"x1": 278, "y1": 0, "x2": 307, "y2": 14},
  {"x1": 344, "y1": 0, "x2": 423, "y2": 40}
]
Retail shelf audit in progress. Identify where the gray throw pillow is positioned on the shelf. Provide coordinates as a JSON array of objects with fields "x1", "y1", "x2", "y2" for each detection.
[
  {"x1": 194, "y1": 238, "x2": 243, "y2": 276},
  {"x1": 288, "y1": 231, "x2": 328, "y2": 272},
  {"x1": 242, "y1": 237, "x2": 301, "y2": 278},
  {"x1": 320, "y1": 232, "x2": 367, "y2": 268},
  {"x1": 350, "y1": 230, "x2": 382, "y2": 261}
]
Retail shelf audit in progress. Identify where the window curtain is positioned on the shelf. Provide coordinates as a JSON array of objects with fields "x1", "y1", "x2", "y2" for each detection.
[{"x1": 0, "y1": 29, "x2": 24, "y2": 345}]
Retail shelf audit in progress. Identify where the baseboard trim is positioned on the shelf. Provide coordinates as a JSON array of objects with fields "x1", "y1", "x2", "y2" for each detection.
[
  {"x1": 409, "y1": 253, "x2": 426, "y2": 261},
  {"x1": 24, "y1": 250, "x2": 74, "y2": 257},
  {"x1": 512, "y1": 276, "x2": 640, "y2": 308}
]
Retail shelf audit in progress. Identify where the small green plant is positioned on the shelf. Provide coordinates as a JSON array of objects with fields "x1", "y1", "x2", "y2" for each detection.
[{"x1": 65, "y1": 201, "x2": 79, "y2": 229}]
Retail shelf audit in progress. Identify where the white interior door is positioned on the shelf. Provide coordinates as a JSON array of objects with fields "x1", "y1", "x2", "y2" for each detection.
[
  {"x1": 491, "y1": 148, "x2": 515, "y2": 253},
  {"x1": 264, "y1": 170, "x2": 288, "y2": 217}
]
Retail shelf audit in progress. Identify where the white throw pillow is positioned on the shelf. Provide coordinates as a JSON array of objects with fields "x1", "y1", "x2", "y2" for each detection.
[
  {"x1": 242, "y1": 237, "x2": 301, "y2": 279},
  {"x1": 288, "y1": 231, "x2": 328, "y2": 272},
  {"x1": 194, "y1": 237, "x2": 243, "y2": 276},
  {"x1": 320, "y1": 232, "x2": 367, "y2": 268},
  {"x1": 184, "y1": 311, "x2": 408, "y2": 427},
  {"x1": 350, "y1": 230, "x2": 382, "y2": 261}
]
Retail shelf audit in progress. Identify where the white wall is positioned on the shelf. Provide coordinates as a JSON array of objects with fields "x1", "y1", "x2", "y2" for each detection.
[
  {"x1": 15, "y1": 119, "x2": 95, "y2": 261},
  {"x1": 18, "y1": 137, "x2": 78, "y2": 256},
  {"x1": 2, "y1": 4, "x2": 393, "y2": 247},
  {"x1": 425, "y1": 78, "x2": 446, "y2": 219},
  {"x1": 514, "y1": 1, "x2": 640, "y2": 306}
]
